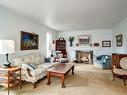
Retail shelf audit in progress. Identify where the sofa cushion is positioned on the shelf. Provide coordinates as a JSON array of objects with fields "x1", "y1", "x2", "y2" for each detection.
[
  {"x1": 37, "y1": 63, "x2": 55, "y2": 69},
  {"x1": 60, "y1": 58, "x2": 68, "y2": 63},
  {"x1": 30, "y1": 63, "x2": 57, "y2": 77},
  {"x1": 113, "y1": 68, "x2": 127, "y2": 75},
  {"x1": 30, "y1": 67, "x2": 46, "y2": 77}
]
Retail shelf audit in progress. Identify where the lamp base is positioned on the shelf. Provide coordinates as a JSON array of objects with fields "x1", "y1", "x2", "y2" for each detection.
[{"x1": 3, "y1": 61, "x2": 11, "y2": 68}]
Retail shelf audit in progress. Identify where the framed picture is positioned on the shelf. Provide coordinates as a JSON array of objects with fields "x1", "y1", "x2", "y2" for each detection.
[
  {"x1": 78, "y1": 35, "x2": 91, "y2": 46},
  {"x1": 20, "y1": 31, "x2": 39, "y2": 50},
  {"x1": 102, "y1": 40, "x2": 111, "y2": 47},
  {"x1": 116, "y1": 34, "x2": 122, "y2": 47}
]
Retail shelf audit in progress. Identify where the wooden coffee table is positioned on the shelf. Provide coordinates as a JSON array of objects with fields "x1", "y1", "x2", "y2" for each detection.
[{"x1": 47, "y1": 63, "x2": 74, "y2": 88}]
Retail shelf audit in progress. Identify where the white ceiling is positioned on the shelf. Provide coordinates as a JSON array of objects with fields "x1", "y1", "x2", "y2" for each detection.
[{"x1": 0, "y1": 0, "x2": 127, "y2": 31}]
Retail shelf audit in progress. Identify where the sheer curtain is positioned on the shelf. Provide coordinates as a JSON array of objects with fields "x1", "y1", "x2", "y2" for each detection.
[{"x1": 46, "y1": 32, "x2": 52, "y2": 57}]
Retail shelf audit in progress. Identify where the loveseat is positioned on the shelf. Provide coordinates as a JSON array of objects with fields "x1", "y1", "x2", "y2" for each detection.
[
  {"x1": 12, "y1": 53, "x2": 58, "y2": 88},
  {"x1": 94, "y1": 55, "x2": 111, "y2": 69}
]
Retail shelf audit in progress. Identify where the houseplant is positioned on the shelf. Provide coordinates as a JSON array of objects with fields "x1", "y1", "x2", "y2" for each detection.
[{"x1": 68, "y1": 36, "x2": 75, "y2": 47}]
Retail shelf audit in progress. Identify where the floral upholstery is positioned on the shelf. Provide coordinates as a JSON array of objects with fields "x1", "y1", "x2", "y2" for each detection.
[
  {"x1": 113, "y1": 57, "x2": 127, "y2": 76},
  {"x1": 112, "y1": 57, "x2": 127, "y2": 86},
  {"x1": 12, "y1": 53, "x2": 58, "y2": 84},
  {"x1": 113, "y1": 68, "x2": 127, "y2": 75},
  {"x1": 120, "y1": 57, "x2": 127, "y2": 70}
]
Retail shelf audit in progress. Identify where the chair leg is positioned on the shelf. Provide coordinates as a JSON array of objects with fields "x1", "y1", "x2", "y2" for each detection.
[
  {"x1": 123, "y1": 76, "x2": 126, "y2": 86},
  {"x1": 33, "y1": 83, "x2": 36, "y2": 88},
  {"x1": 113, "y1": 73, "x2": 115, "y2": 81}
]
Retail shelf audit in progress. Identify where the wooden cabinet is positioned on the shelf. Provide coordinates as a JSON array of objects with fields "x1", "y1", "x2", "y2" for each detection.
[
  {"x1": 56, "y1": 38, "x2": 67, "y2": 58},
  {"x1": 0, "y1": 67, "x2": 21, "y2": 95},
  {"x1": 112, "y1": 53, "x2": 127, "y2": 68}
]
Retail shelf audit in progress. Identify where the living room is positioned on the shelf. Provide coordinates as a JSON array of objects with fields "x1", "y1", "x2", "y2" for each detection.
[{"x1": 0, "y1": 0, "x2": 127, "y2": 95}]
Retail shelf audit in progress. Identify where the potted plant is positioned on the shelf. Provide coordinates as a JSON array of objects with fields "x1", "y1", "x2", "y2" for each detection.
[{"x1": 69, "y1": 36, "x2": 75, "y2": 47}]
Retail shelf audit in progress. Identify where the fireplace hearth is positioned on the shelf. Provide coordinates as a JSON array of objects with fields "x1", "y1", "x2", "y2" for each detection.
[{"x1": 74, "y1": 50, "x2": 93, "y2": 63}]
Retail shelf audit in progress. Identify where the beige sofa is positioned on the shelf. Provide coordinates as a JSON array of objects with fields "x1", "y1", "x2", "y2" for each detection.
[{"x1": 12, "y1": 53, "x2": 58, "y2": 88}]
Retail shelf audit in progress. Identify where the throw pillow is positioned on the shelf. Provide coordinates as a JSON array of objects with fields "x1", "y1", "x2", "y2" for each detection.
[
  {"x1": 44, "y1": 57, "x2": 51, "y2": 63},
  {"x1": 96, "y1": 55, "x2": 103, "y2": 60},
  {"x1": 28, "y1": 63, "x2": 36, "y2": 70},
  {"x1": 105, "y1": 55, "x2": 110, "y2": 60}
]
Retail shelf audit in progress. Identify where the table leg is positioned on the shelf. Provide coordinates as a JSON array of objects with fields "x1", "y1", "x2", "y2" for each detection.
[
  {"x1": 72, "y1": 66, "x2": 74, "y2": 75},
  {"x1": 123, "y1": 75, "x2": 126, "y2": 86},
  {"x1": 8, "y1": 71, "x2": 10, "y2": 95},
  {"x1": 19, "y1": 68, "x2": 22, "y2": 89},
  {"x1": 47, "y1": 72, "x2": 51, "y2": 85},
  {"x1": 61, "y1": 74, "x2": 65, "y2": 88}
]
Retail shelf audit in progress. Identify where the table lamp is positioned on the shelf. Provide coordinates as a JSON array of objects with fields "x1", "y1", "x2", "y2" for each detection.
[{"x1": 0, "y1": 40, "x2": 15, "y2": 67}]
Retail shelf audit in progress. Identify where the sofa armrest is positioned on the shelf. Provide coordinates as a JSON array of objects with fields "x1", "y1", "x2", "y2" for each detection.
[
  {"x1": 96, "y1": 55, "x2": 103, "y2": 60},
  {"x1": 27, "y1": 68, "x2": 33, "y2": 77}
]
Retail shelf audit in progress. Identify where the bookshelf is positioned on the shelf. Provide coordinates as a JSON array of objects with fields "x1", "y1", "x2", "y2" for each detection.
[{"x1": 56, "y1": 38, "x2": 67, "y2": 58}]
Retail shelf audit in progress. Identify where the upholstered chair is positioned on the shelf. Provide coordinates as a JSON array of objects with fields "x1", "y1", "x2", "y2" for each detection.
[
  {"x1": 94, "y1": 55, "x2": 111, "y2": 69},
  {"x1": 112, "y1": 57, "x2": 127, "y2": 86}
]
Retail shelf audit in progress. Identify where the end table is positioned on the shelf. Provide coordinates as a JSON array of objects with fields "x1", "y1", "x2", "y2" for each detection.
[{"x1": 0, "y1": 66, "x2": 22, "y2": 95}]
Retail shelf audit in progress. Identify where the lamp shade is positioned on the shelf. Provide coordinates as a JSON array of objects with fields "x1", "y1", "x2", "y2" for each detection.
[{"x1": 0, "y1": 40, "x2": 15, "y2": 54}]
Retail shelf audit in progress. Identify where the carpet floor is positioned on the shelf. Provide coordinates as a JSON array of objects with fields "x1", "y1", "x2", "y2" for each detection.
[{"x1": 0, "y1": 64, "x2": 127, "y2": 95}]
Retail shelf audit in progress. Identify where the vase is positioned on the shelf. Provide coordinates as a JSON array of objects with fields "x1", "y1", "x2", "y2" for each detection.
[{"x1": 69, "y1": 42, "x2": 73, "y2": 47}]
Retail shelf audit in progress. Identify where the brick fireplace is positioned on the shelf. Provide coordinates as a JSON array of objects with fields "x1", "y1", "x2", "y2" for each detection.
[{"x1": 74, "y1": 50, "x2": 93, "y2": 63}]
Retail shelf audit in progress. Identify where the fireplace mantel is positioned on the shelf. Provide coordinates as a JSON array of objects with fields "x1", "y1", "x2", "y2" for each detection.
[
  {"x1": 70, "y1": 46, "x2": 95, "y2": 51},
  {"x1": 68, "y1": 46, "x2": 97, "y2": 62}
]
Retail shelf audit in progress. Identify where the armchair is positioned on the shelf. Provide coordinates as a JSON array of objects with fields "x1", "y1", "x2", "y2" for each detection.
[
  {"x1": 54, "y1": 51, "x2": 68, "y2": 63},
  {"x1": 94, "y1": 55, "x2": 111, "y2": 69},
  {"x1": 112, "y1": 57, "x2": 127, "y2": 86}
]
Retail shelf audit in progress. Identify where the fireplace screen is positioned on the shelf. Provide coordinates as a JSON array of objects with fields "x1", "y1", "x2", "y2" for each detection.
[{"x1": 74, "y1": 50, "x2": 93, "y2": 63}]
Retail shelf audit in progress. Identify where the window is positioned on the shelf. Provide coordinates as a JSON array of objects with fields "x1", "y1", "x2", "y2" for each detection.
[{"x1": 46, "y1": 32, "x2": 52, "y2": 57}]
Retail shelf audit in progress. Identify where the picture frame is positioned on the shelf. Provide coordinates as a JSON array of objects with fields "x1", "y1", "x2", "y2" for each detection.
[
  {"x1": 116, "y1": 34, "x2": 122, "y2": 47},
  {"x1": 93, "y1": 43, "x2": 100, "y2": 47},
  {"x1": 102, "y1": 40, "x2": 111, "y2": 47},
  {"x1": 20, "y1": 31, "x2": 39, "y2": 50},
  {"x1": 78, "y1": 35, "x2": 91, "y2": 46}
]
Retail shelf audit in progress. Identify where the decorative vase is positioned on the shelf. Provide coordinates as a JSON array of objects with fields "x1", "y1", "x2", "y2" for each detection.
[{"x1": 70, "y1": 42, "x2": 73, "y2": 47}]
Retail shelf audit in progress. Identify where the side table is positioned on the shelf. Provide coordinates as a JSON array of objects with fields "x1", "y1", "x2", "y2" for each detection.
[{"x1": 0, "y1": 66, "x2": 22, "y2": 95}]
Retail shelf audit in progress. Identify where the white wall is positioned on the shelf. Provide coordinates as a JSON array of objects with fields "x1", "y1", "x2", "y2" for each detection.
[
  {"x1": 0, "y1": 6, "x2": 58, "y2": 63},
  {"x1": 58, "y1": 29, "x2": 113, "y2": 61},
  {"x1": 113, "y1": 17, "x2": 127, "y2": 54}
]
